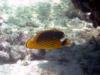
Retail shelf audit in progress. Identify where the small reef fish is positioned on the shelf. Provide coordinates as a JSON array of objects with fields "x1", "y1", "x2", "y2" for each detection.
[{"x1": 25, "y1": 29, "x2": 72, "y2": 50}]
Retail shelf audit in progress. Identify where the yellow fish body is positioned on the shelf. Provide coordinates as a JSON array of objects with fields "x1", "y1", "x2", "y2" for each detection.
[{"x1": 26, "y1": 37, "x2": 62, "y2": 49}]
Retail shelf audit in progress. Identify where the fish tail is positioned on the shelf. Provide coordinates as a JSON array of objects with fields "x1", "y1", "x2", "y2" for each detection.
[{"x1": 61, "y1": 39, "x2": 72, "y2": 46}]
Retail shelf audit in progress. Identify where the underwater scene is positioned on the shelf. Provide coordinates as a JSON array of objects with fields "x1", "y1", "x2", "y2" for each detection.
[{"x1": 0, "y1": 0, "x2": 100, "y2": 75}]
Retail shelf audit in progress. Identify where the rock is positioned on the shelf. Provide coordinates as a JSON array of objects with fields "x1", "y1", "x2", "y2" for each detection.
[
  {"x1": 6, "y1": 32, "x2": 29, "y2": 45},
  {"x1": 77, "y1": 38, "x2": 100, "y2": 75},
  {"x1": 0, "y1": 41, "x2": 11, "y2": 52},
  {"x1": 9, "y1": 46, "x2": 28, "y2": 62},
  {"x1": 0, "y1": 51, "x2": 10, "y2": 63},
  {"x1": 45, "y1": 46, "x2": 74, "y2": 62}
]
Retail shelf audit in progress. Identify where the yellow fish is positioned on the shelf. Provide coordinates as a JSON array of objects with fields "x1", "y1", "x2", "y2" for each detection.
[{"x1": 25, "y1": 29, "x2": 72, "y2": 50}]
